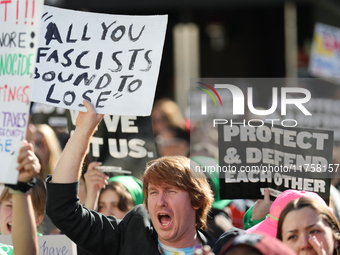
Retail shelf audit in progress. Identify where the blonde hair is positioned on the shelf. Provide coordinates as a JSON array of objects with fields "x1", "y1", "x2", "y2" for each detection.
[
  {"x1": 0, "y1": 178, "x2": 46, "y2": 216},
  {"x1": 0, "y1": 188, "x2": 11, "y2": 204},
  {"x1": 35, "y1": 124, "x2": 62, "y2": 179},
  {"x1": 152, "y1": 98, "x2": 186, "y2": 129},
  {"x1": 143, "y1": 156, "x2": 214, "y2": 230}
]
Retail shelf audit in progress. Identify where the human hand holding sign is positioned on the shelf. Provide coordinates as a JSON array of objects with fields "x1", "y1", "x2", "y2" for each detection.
[
  {"x1": 16, "y1": 140, "x2": 40, "y2": 183},
  {"x1": 6, "y1": 141, "x2": 41, "y2": 255},
  {"x1": 84, "y1": 161, "x2": 108, "y2": 210},
  {"x1": 52, "y1": 100, "x2": 104, "y2": 184},
  {"x1": 252, "y1": 188, "x2": 272, "y2": 220},
  {"x1": 76, "y1": 100, "x2": 105, "y2": 136}
]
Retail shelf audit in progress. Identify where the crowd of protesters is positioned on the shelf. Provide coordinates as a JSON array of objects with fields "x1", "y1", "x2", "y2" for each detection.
[{"x1": 1, "y1": 97, "x2": 340, "y2": 255}]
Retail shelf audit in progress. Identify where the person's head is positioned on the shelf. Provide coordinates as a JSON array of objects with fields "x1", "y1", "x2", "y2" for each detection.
[
  {"x1": 219, "y1": 233, "x2": 296, "y2": 255},
  {"x1": 98, "y1": 181, "x2": 135, "y2": 219},
  {"x1": 33, "y1": 124, "x2": 62, "y2": 179},
  {"x1": 143, "y1": 156, "x2": 214, "y2": 247},
  {"x1": 152, "y1": 98, "x2": 186, "y2": 136},
  {"x1": 156, "y1": 126, "x2": 190, "y2": 157},
  {"x1": 246, "y1": 189, "x2": 329, "y2": 237},
  {"x1": 277, "y1": 197, "x2": 340, "y2": 255},
  {"x1": 0, "y1": 178, "x2": 46, "y2": 235}
]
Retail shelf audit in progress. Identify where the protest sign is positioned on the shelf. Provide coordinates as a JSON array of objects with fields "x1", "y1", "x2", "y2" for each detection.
[
  {"x1": 217, "y1": 124, "x2": 333, "y2": 204},
  {"x1": 0, "y1": 0, "x2": 43, "y2": 184},
  {"x1": 286, "y1": 97, "x2": 340, "y2": 142},
  {"x1": 31, "y1": 6, "x2": 168, "y2": 116},
  {"x1": 68, "y1": 110, "x2": 157, "y2": 177},
  {"x1": 0, "y1": 234, "x2": 77, "y2": 255},
  {"x1": 309, "y1": 22, "x2": 340, "y2": 79}
]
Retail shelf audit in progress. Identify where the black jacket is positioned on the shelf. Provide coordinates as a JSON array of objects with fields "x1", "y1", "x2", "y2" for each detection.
[{"x1": 45, "y1": 177, "x2": 216, "y2": 255}]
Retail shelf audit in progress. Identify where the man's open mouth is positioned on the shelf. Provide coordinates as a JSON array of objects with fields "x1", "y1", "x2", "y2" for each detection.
[{"x1": 158, "y1": 213, "x2": 172, "y2": 227}]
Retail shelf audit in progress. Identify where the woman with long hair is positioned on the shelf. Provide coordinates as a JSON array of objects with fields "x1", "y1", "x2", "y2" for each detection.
[{"x1": 277, "y1": 197, "x2": 340, "y2": 255}]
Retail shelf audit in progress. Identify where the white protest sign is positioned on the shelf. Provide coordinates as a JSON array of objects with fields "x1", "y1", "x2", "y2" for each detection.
[
  {"x1": 0, "y1": 0, "x2": 44, "y2": 184},
  {"x1": 31, "y1": 6, "x2": 168, "y2": 116},
  {"x1": 0, "y1": 234, "x2": 77, "y2": 255},
  {"x1": 309, "y1": 22, "x2": 340, "y2": 79}
]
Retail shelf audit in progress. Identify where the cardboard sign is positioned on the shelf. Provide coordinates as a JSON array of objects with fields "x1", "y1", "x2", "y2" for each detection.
[
  {"x1": 218, "y1": 124, "x2": 333, "y2": 204},
  {"x1": 309, "y1": 22, "x2": 340, "y2": 79},
  {"x1": 68, "y1": 110, "x2": 157, "y2": 177},
  {"x1": 31, "y1": 6, "x2": 168, "y2": 116},
  {"x1": 0, "y1": 0, "x2": 44, "y2": 184},
  {"x1": 0, "y1": 235, "x2": 77, "y2": 255}
]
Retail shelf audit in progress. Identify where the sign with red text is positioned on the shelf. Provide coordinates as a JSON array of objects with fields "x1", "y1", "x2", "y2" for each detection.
[
  {"x1": 309, "y1": 22, "x2": 340, "y2": 79},
  {"x1": 0, "y1": 0, "x2": 44, "y2": 184},
  {"x1": 31, "y1": 6, "x2": 168, "y2": 116}
]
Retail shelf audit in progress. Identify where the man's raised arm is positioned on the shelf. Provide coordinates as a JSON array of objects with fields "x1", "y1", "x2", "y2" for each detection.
[{"x1": 51, "y1": 100, "x2": 104, "y2": 183}]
